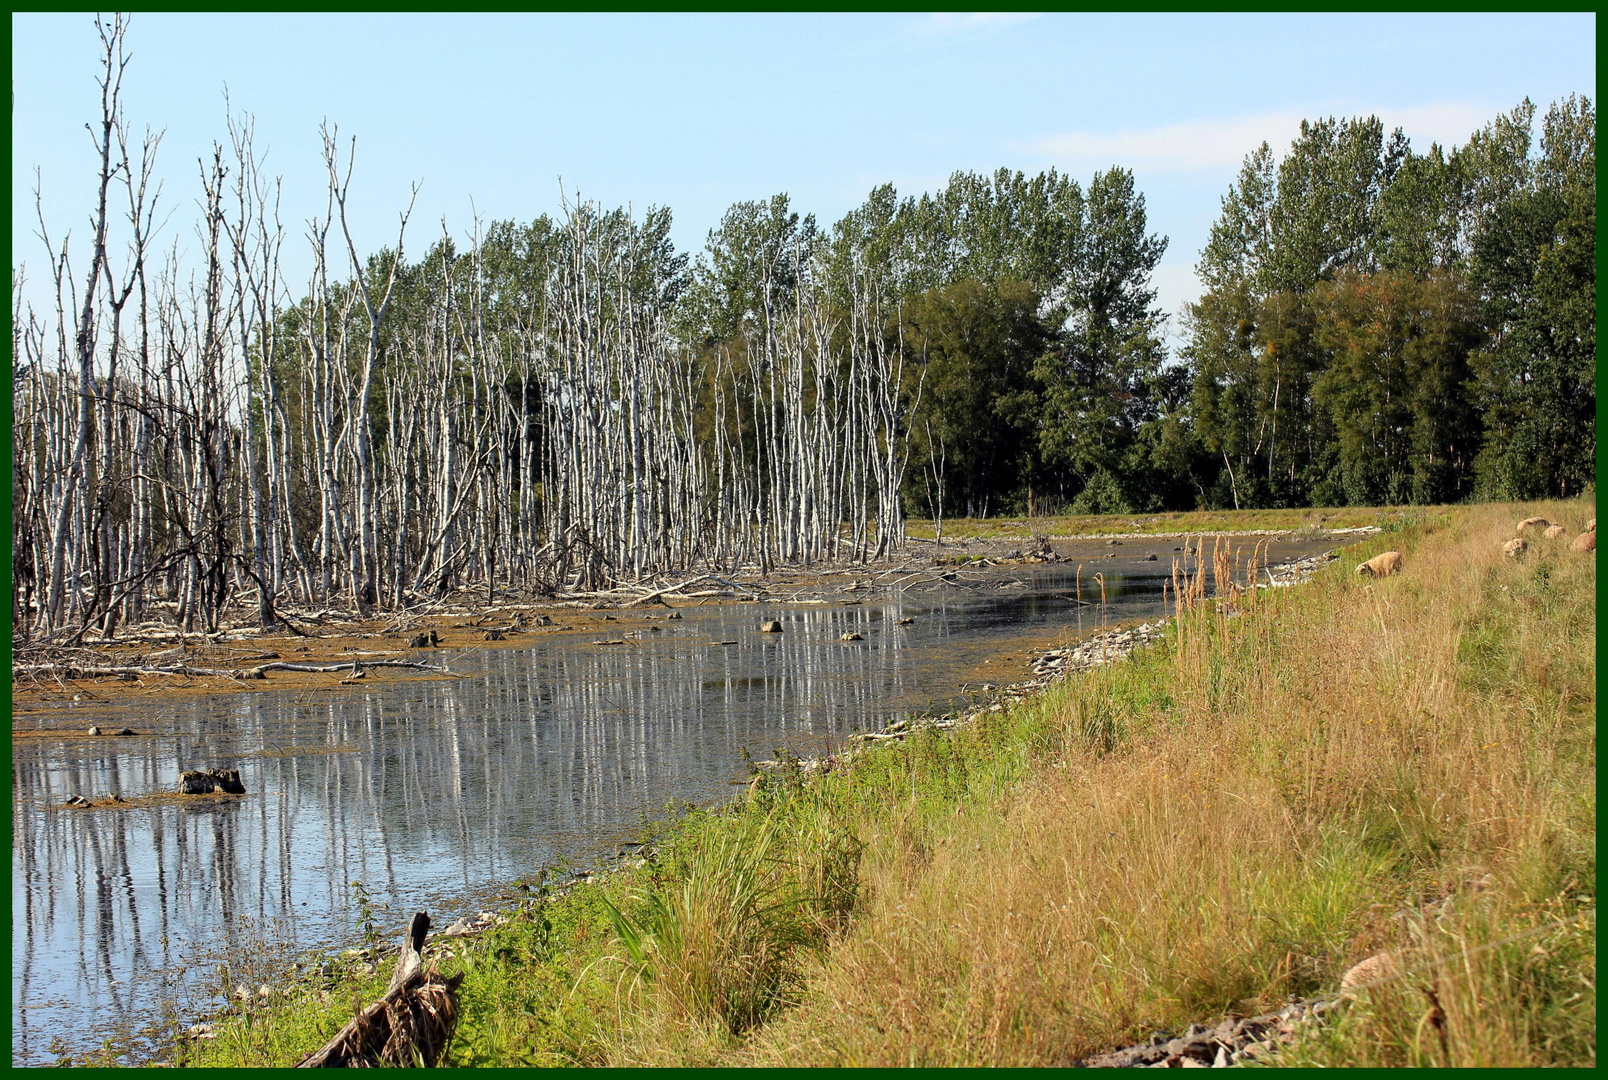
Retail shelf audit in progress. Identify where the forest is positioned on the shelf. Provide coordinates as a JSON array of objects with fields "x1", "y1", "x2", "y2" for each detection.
[{"x1": 11, "y1": 19, "x2": 1596, "y2": 637}]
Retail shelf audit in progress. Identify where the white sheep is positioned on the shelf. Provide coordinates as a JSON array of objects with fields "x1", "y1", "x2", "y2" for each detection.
[{"x1": 1354, "y1": 551, "x2": 1404, "y2": 578}]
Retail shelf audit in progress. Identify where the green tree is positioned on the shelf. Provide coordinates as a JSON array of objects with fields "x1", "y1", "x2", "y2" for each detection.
[
  {"x1": 1034, "y1": 169, "x2": 1168, "y2": 512},
  {"x1": 1469, "y1": 94, "x2": 1596, "y2": 498},
  {"x1": 1309, "y1": 271, "x2": 1485, "y2": 505},
  {"x1": 900, "y1": 278, "x2": 1048, "y2": 518}
]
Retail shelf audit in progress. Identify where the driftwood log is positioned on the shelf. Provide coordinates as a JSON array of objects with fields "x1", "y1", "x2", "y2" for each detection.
[
  {"x1": 298, "y1": 912, "x2": 462, "y2": 1068},
  {"x1": 14, "y1": 658, "x2": 448, "y2": 681}
]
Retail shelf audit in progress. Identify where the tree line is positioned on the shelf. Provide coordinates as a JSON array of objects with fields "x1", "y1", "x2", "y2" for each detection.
[{"x1": 11, "y1": 18, "x2": 1594, "y2": 636}]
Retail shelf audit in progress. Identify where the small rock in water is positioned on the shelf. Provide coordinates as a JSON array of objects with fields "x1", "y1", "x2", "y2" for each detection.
[
  {"x1": 1142, "y1": 553, "x2": 1158, "y2": 561},
  {"x1": 113, "y1": 727, "x2": 137, "y2": 736},
  {"x1": 1107, "y1": 539, "x2": 1120, "y2": 545},
  {"x1": 760, "y1": 620, "x2": 784, "y2": 633}
]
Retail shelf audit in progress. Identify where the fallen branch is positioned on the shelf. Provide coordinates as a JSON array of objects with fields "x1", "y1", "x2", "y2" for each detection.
[
  {"x1": 298, "y1": 912, "x2": 462, "y2": 1068},
  {"x1": 14, "y1": 658, "x2": 450, "y2": 681}
]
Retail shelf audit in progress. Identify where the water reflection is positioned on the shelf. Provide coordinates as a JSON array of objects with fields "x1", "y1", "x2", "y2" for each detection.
[{"x1": 11, "y1": 540, "x2": 1336, "y2": 1064}]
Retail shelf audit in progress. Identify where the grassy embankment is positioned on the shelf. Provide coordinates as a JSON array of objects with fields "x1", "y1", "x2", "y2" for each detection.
[
  {"x1": 903, "y1": 504, "x2": 1428, "y2": 541},
  {"x1": 168, "y1": 501, "x2": 1594, "y2": 1068}
]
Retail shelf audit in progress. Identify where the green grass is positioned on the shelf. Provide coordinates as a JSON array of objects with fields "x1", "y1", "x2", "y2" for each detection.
[{"x1": 903, "y1": 504, "x2": 1432, "y2": 541}]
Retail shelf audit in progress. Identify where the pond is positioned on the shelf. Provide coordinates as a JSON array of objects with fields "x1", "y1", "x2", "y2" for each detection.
[{"x1": 10, "y1": 536, "x2": 1346, "y2": 1064}]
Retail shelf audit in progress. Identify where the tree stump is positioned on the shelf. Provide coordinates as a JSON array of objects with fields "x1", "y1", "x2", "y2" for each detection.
[{"x1": 298, "y1": 912, "x2": 462, "y2": 1068}]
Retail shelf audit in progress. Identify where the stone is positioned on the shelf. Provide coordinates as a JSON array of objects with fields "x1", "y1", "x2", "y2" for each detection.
[
  {"x1": 1107, "y1": 538, "x2": 1120, "y2": 545},
  {"x1": 1142, "y1": 553, "x2": 1158, "y2": 561},
  {"x1": 760, "y1": 620, "x2": 784, "y2": 633},
  {"x1": 113, "y1": 727, "x2": 137, "y2": 736}
]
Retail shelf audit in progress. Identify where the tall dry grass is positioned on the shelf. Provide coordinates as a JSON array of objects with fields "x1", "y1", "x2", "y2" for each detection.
[{"x1": 734, "y1": 502, "x2": 1594, "y2": 1066}]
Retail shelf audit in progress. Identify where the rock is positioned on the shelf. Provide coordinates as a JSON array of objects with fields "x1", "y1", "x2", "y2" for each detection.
[
  {"x1": 1571, "y1": 530, "x2": 1595, "y2": 552},
  {"x1": 760, "y1": 620, "x2": 784, "y2": 633},
  {"x1": 1142, "y1": 553, "x2": 1158, "y2": 561},
  {"x1": 113, "y1": 727, "x2": 137, "y2": 736},
  {"x1": 840, "y1": 632, "x2": 863, "y2": 641},
  {"x1": 1107, "y1": 538, "x2": 1120, "y2": 545}
]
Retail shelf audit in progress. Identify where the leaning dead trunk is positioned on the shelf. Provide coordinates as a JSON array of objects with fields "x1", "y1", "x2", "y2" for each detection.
[{"x1": 298, "y1": 912, "x2": 462, "y2": 1068}]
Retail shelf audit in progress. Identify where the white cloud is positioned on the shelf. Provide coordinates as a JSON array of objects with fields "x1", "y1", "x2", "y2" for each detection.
[
  {"x1": 1020, "y1": 100, "x2": 1496, "y2": 174},
  {"x1": 909, "y1": 12, "x2": 1042, "y2": 37}
]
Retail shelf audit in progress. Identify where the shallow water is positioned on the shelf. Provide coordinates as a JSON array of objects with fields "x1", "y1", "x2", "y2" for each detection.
[{"x1": 10, "y1": 538, "x2": 1343, "y2": 1064}]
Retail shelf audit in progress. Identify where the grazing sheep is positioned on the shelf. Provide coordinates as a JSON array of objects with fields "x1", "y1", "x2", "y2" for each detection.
[
  {"x1": 1340, "y1": 952, "x2": 1402, "y2": 998},
  {"x1": 1354, "y1": 550, "x2": 1404, "y2": 578},
  {"x1": 1516, "y1": 516, "x2": 1550, "y2": 533},
  {"x1": 1502, "y1": 537, "x2": 1528, "y2": 558},
  {"x1": 1570, "y1": 530, "x2": 1595, "y2": 552},
  {"x1": 1544, "y1": 524, "x2": 1567, "y2": 540}
]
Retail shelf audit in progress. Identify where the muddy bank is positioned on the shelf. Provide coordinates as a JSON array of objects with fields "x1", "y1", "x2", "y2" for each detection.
[{"x1": 12, "y1": 529, "x2": 1370, "y2": 715}]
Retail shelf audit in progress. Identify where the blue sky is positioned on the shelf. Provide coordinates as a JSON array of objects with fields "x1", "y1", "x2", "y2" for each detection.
[{"x1": 12, "y1": 12, "x2": 1595, "y2": 342}]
